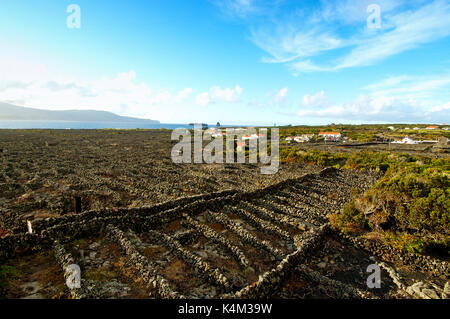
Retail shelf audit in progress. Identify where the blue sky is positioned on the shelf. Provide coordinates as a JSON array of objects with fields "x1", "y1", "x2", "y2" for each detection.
[{"x1": 0, "y1": 0, "x2": 449, "y2": 125}]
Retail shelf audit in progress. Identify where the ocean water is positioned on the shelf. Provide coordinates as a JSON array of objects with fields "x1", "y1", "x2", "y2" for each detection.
[{"x1": 0, "y1": 121, "x2": 194, "y2": 130}]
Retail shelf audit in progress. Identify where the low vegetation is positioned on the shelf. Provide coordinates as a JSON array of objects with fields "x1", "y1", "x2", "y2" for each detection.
[
  {"x1": 0, "y1": 264, "x2": 18, "y2": 293},
  {"x1": 281, "y1": 148, "x2": 449, "y2": 257}
]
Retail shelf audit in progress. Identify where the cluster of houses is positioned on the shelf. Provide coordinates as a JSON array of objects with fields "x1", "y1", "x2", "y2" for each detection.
[
  {"x1": 242, "y1": 133, "x2": 264, "y2": 140},
  {"x1": 209, "y1": 128, "x2": 264, "y2": 140},
  {"x1": 391, "y1": 136, "x2": 446, "y2": 145},
  {"x1": 388, "y1": 125, "x2": 449, "y2": 131},
  {"x1": 211, "y1": 131, "x2": 227, "y2": 138},
  {"x1": 392, "y1": 136, "x2": 420, "y2": 144},
  {"x1": 285, "y1": 132, "x2": 344, "y2": 143},
  {"x1": 206, "y1": 128, "x2": 267, "y2": 152},
  {"x1": 236, "y1": 133, "x2": 266, "y2": 151},
  {"x1": 319, "y1": 132, "x2": 343, "y2": 141},
  {"x1": 205, "y1": 126, "x2": 448, "y2": 149}
]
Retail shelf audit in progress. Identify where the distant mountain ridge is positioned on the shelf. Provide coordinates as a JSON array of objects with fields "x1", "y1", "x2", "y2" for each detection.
[{"x1": 0, "y1": 102, "x2": 159, "y2": 123}]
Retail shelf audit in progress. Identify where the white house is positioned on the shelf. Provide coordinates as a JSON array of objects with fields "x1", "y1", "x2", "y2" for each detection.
[
  {"x1": 242, "y1": 133, "x2": 263, "y2": 141},
  {"x1": 319, "y1": 132, "x2": 342, "y2": 142},
  {"x1": 295, "y1": 134, "x2": 314, "y2": 143},
  {"x1": 236, "y1": 141, "x2": 246, "y2": 152},
  {"x1": 392, "y1": 136, "x2": 419, "y2": 144},
  {"x1": 212, "y1": 131, "x2": 226, "y2": 138},
  {"x1": 285, "y1": 134, "x2": 314, "y2": 143}
]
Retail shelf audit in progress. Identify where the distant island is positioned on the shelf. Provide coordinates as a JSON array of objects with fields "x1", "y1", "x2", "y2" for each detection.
[{"x1": 0, "y1": 102, "x2": 160, "y2": 123}]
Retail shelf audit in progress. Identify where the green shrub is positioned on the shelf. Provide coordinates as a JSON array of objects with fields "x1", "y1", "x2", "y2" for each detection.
[
  {"x1": 330, "y1": 201, "x2": 367, "y2": 235},
  {"x1": 383, "y1": 232, "x2": 426, "y2": 254},
  {"x1": 280, "y1": 138, "x2": 449, "y2": 256},
  {"x1": 0, "y1": 264, "x2": 18, "y2": 291}
]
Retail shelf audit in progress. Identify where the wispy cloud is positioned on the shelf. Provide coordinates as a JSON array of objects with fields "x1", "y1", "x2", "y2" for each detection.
[
  {"x1": 220, "y1": 0, "x2": 450, "y2": 73},
  {"x1": 363, "y1": 73, "x2": 450, "y2": 100},
  {"x1": 215, "y1": 0, "x2": 256, "y2": 18},
  {"x1": 332, "y1": 0, "x2": 450, "y2": 71},
  {"x1": 214, "y1": 0, "x2": 282, "y2": 19}
]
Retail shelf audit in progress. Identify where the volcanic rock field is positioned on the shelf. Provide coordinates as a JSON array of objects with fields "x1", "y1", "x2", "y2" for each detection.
[{"x1": 0, "y1": 130, "x2": 448, "y2": 299}]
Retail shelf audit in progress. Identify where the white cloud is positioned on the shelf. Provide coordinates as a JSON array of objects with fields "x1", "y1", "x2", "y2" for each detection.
[
  {"x1": 363, "y1": 74, "x2": 450, "y2": 100},
  {"x1": 268, "y1": 87, "x2": 288, "y2": 107},
  {"x1": 246, "y1": 87, "x2": 288, "y2": 108},
  {"x1": 233, "y1": 0, "x2": 450, "y2": 73},
  {"x1": 196, "y1": 85, "x2": 243, "y2": 106},
  {"x1": 292, "y1": 72, "x2": 449, "y2": 122},
  {"x1": 276, "y1": 87, "x2": 288, "y2": 98},
  {"x1": 211, "y1": 85, "x2": 243, "y2": 102},
  {"x1": 215, "y1": 0, "x2": 277, "y2": 19},
  {"x1": 363, "y1": 75, "x2": 415, "y2": 91},
  {"x1": 153, "y1": 90, "x2": 172, "y2": 104},
  {"x1": 319, "y1": 0, "x2": 408, "y2": 24},
  {"x1": 219, "y1": 0, "x2": 254, "y2": 17},
  {"x1": 196, "y1": 92, "x2": 212, "y2": 106},
  {"x1": 333, "y1": 1, "x2": 450, "y2": 71},
  {"x1": 297, "y1": 93, "x2": 449, "y2": 123},
  {"x1": 302, "y1": 90, "x2": 328, "y2": 107},
  {"x1": 254, "y1": 27, "x2": 345, "y2": 65},
  {"x1": 298, "y1": 95, "x2": 416, "y2": 120},
  {"x1": 0, "y1": 53, "x2": 246, "y2": 119},
  {"x1": 0, "y1": 65, "x2": 196, "y2": 120},
  {"x1": 431, "y1": 102, "x2": 450, "y2": 112},
  {"x1": 174, "y1": 88, "x2": 193, "y2": 103}
]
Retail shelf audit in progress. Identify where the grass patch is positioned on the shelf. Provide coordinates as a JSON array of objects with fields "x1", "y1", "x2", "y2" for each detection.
[{"x1": 0, "y1": 264, "x2": 19, "y2": 292}]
